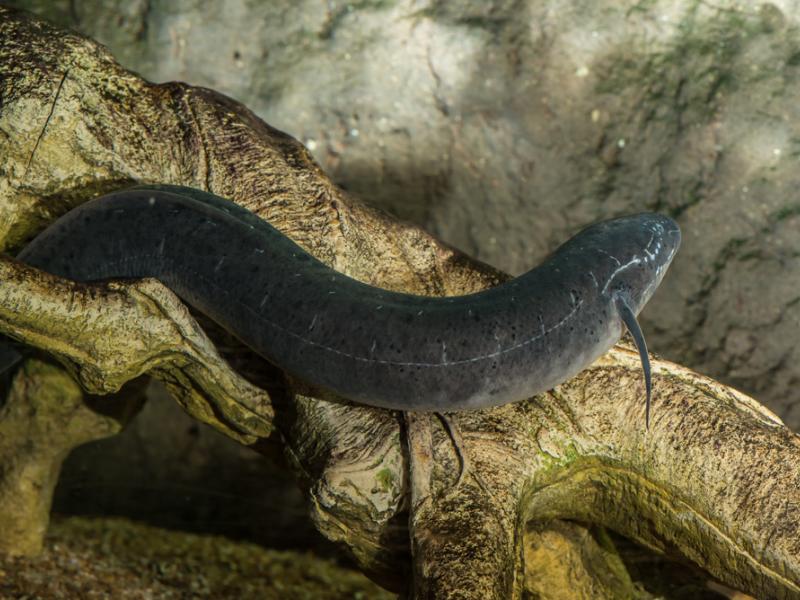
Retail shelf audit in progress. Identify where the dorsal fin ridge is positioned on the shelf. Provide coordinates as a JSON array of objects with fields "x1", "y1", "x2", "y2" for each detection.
[{"x1": 614, "y1": 295, "x2": 652, "y2": 429}]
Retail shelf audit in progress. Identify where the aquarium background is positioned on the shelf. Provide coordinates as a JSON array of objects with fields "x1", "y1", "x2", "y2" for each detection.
[{"x1": 3, "y1": 2, "x2": 798, "y2": 593}]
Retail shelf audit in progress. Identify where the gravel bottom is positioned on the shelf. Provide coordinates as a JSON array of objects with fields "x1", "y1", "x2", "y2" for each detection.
[{"x1": 0, "y1": 515, "x2": 395, "y2": 599}]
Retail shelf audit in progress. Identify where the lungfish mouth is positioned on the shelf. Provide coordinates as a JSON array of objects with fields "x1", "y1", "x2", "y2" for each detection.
[
  {"x1": 669, "y1": 222, "x2": 682, "y2": 250},
  {"x1": 661, "y1": 225, "x2": 681, "y2": 269},
  {"x1": 660, "y1": 216, "x2": 682, "y2": 256},
  {"x1": 648, "y1": 214, "x2": 681, "y2": 268}
]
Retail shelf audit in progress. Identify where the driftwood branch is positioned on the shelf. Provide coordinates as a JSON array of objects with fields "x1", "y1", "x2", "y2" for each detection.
[
  {"x1": 0, "y1": 259, "x2": 273, "y2": 444},
  {"x1": 1, "y1": 7, "x2": 798, "y2": 598}
]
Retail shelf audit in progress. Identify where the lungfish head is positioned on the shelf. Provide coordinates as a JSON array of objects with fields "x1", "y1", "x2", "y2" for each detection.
[
  {"x1": 560, "y1": 213, "x2": 681, "y2": 314},
  {"x1": 556, "y1": 212, "x2": 681, "y2": 428},
  {"x1": 604, "y1": 213, "x2": 681, "y2": 313}
]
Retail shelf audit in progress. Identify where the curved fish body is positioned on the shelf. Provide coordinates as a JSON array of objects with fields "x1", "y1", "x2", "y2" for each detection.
[{"x1": 7, "y1": 186, "x2": 681, "y2": 414}]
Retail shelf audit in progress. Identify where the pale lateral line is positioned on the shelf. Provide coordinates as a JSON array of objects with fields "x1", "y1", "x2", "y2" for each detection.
[
  {"x1": 70, "y1": 218, "x2": 672, "y2": 370},
  {"x1": 96, "y1": 254, "x2": 584, "y2": 368}
]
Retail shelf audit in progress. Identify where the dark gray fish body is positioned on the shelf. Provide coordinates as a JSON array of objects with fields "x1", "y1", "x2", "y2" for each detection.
[{"x1": 10, "y1": 186, "x2": 680, "y2": 413}]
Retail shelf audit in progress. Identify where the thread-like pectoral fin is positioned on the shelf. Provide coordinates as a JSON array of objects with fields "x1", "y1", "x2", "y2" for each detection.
[{"x1": 614, "y1": 296, "x2": 652, "y2": 428}]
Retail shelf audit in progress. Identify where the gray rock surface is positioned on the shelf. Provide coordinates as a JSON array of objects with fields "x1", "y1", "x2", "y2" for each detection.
[{"x1": 6, "y1": 1, "x2": 799, "y2": 430}]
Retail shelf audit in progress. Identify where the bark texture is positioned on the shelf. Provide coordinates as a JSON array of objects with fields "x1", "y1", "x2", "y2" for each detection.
[{"x1": 0, "y1": 7, "x2": 798, "y2": 599}]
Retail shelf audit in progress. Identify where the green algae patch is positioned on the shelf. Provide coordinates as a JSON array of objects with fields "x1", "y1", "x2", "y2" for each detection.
[
  {"x1": 0, "y1": 515, "x2": 395, "y2": 599},
  {"x1": 375, "y1": 468, "x2": 396, "y2": 494}
]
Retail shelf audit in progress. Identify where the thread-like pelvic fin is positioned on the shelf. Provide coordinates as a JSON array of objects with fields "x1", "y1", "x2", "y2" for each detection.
[{"x1": 615, "y1": 296, "x2": 652, "y2": 428}]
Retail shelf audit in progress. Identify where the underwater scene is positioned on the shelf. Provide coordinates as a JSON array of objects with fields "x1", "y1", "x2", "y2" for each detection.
[{"x1": 0, "y1": 2, "x2": 798, "y2": 598}]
